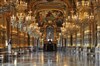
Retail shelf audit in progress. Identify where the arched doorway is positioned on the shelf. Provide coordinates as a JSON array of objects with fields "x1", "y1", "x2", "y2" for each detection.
[{"x1": 46, "y1": 26, "x2": 54, "y2": 41}]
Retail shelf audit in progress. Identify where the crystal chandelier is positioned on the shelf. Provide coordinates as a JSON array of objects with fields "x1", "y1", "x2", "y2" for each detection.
[
  {"x1": 66, "y1": 11, "x2": 94, "y2": 26},
  {"x1": 15, "y1": 0, "x2": 27, "y2": 12},
  {"x1": 61, "y1": 22, "x2": 80, "y2": 35},
  {"x1": 66, "y1": 0, "x2": 95, "y2": 28},
  {"x1": 76, "y1": 0, "x2": 90, "y2": 10},
  {"x1": 10, "y1": 0, "x2": 41, "y2": 38},
  {"x1": 62, "y1": 0, "x2": 95, "y2": 37},
  {"x1": 76, "y1": 0, "x2": 95, "y2": 24}
]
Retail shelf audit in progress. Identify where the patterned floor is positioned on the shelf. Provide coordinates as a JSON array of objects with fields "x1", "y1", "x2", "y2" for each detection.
[{"x1": 0, "y1": 49, "x2": 100, "y2": 66}]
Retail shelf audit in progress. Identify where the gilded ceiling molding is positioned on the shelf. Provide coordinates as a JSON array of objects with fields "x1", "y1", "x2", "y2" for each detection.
[{"x1": 30, "y1": 0, "x2": 68, "y2": 16}]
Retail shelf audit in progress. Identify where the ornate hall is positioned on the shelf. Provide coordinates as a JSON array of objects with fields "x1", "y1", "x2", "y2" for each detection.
[{"x1": 0, "y1": 0, "x2": 100, "y2": 66}]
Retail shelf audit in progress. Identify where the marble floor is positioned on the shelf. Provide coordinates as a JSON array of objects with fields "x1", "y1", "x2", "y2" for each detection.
[{"x1": 0, "y1": 49, "x2": 100, "y2": 66}]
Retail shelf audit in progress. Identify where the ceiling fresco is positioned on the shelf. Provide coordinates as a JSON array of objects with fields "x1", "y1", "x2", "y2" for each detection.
[{"x1": 35, "y1": 10, "x2": 64, "y2": 27}]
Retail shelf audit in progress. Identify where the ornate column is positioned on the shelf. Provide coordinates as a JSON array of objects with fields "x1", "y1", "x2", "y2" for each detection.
[
  {"x1": 73, "y1": 32, "x2": 77, "y2": 48},
  {"x1": 77, "y1": 32, "x2": 81, "y2": 47},
  {"x1": 27, "y1": 34, "x2": 30, "y2": 47},
  {"x1": 75, "y1": 32, "x2": 77, "y2": 48},
  {"x1": 6, "y1": 12, "x2": 12, "y2": 53},
  {"x1": 67, "y1": 34, "x2": 71, "y2": 47},
  {"x1": 80, "y1": 24, "x2": 85, "y2": 50},
  {"x1": 64, "y1": 38, "x2": 66, "y2": 48},
  {"x1": 17, "y1": 24, "x2": 20, "y2": 49},
  {"x1": 91, "y1": 21, "x2": 97, "y2": 48},
  {"x1": 70, "y1": 34, "x2": 73, "y2": 47},
  {"x1": 6, "y1": 13, "x2": 11, "y2": 42},
  {"x1": 80, "y1": 26, "x2": 83, "y2": 49},
  {"x1": 89, "y1": 23, "x2": 92, "y2": 49},
  {"x1": 24, "y1": 33, "x2": 26, "y2": 47},
  {"x1": 97, "y1": 26, "x2": 100, "y2": 46},
  {"x1": 2, "y1": 13, "x2": 6, "y2": 48},
  {"x1": 95, "y1": 7, "x2": 100, "y2": 47}
]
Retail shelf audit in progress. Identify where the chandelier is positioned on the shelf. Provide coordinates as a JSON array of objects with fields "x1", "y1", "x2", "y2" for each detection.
[
  {"x1": 76, "y1": 0, "x2": 90, "y2": 11},
  {"x1": 10, "y1": 0, "x2": 41, "y2": 38},
  {"x1": 62, "y1": 0, "x2": 95, "y2": 37},
  {"x1": 15, "y1": 0, "x2": 27, "y2": 12},
  {"x1": 0, "y1": 0, "x2": 16, "y2": 13},
  {"x1": 76, "y1": 0, "x2": 95, "y2": 24},
  {"x1": 65, "y1": 0, "x2": 95, "y2": 29},
  {"x1": 61, "y1": 22, "x2": 80, "y2": 35},
  {"x1": 66, "y1": 11, "x2": 94, "y2": 26}
]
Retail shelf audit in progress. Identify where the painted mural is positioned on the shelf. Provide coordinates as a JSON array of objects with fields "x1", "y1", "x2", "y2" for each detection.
[{"x1": 35, "y1": 10, "x2": 64, "y2": 27}]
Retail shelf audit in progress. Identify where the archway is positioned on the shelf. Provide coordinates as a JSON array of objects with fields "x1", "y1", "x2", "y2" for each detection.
[{"x1": 46, "y1": 26, "x2": 54, "y2": 41}]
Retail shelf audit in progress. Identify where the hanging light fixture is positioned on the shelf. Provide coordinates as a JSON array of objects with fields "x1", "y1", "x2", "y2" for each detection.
[
  {"x1": 76, "y1": 0, "x2": 95, "y2": 24},
  {"x1": 10, "y1": 0, "x2": 41, "y2": 38},
  {"x1": 65, "y1": 0, "x2": 95, "y2": 29},
  {"x1": 60, "y1": 0, "x2": 95, "y2": 38},
  {"x1": 61, "y1": 22, "x2": 80, "y2": 36}
]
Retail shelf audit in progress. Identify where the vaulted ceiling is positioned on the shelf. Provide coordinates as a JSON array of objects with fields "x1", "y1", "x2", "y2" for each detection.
[
  {"x1": 0, "y1": 0, "x2": 100, "y2": 27},
  {"x1": 28, "y1": 0, "x2": 73, "y2": 27}
]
